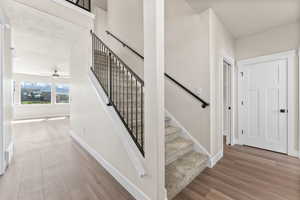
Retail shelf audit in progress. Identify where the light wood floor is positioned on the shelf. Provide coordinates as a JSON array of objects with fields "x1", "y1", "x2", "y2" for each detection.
[
  {"x1": 0, "y1": 118, "x2": 134, "y2": 200},
  {"x1": 174, "y1": 143, "x2": 300, "y2": 200},
  {"x1": 2, "y1": 119, "x2": 300, "y2": 200}
]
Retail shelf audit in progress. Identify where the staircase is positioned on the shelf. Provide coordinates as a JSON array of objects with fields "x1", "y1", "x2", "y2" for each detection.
[
  {"x1": 164, "y1": 116, "x2": 208, "y2": 199},
  {"x1": 91, "y1": 31, "x2": 209, "y2": 200}
]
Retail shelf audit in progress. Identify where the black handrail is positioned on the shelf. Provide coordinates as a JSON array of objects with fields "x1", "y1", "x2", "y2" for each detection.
[
  {"x1": 106, "y1": 31, "x2": 144, "y2": 60},
  {"x1": 165, "y1": 73, "x2": 209, "y2": 108},
  {"x1": 94, "y1": 31, "x2": 144, "y2": 84},
  {"x1": 91, "y1": 31, "x2": 145, "y2": 156},
  {"x1": 105, "y1": 30, "x2": 209, "y2": 109},
  {"x1": 65, "y1": 0, "x2": 91, "y2": 12}
]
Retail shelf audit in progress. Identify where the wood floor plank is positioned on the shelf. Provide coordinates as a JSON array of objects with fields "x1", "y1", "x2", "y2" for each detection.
[
  {"x1": 0, "y1": 119, "x2": 135, "y2": 200},
  {"x1": 2, "y1": 119, "x2": 300, "y2": 200},
  {"x1": 175, "y1": 144, "x2": 300, "y2": 200}
]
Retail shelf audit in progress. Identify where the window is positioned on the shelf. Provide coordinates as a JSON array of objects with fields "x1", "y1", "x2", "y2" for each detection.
[
  {"x1": 56, "y1": 84, "x2": 70, "y2": 103},
  {"x1": 21, "y1": 82, "x2": 51, "y2": 104}
]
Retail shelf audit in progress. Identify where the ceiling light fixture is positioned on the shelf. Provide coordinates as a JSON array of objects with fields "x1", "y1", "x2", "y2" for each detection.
[{"x1": 52, "y1": 69, "x2": 60, "y2": 78}]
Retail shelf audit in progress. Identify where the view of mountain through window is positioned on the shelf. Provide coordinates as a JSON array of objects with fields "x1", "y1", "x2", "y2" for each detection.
[
  {"x1": 56, "y1": 84, "x2": 70, "y2": 103},
  {"x1": 21, "y1": 82, "x2": 51, "y2": 104}
]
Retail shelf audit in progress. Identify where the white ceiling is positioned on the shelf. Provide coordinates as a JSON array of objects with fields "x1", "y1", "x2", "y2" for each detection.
[
  {"x1": 5, "y1": 1, "x2": 80, "y2": 76},
  {"x1": 187, "y1": 0, "x2": 300, "y2": 38}
]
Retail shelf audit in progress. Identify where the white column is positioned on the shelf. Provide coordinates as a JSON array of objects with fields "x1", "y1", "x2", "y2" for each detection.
[{"x1": 144, "y1": 0, "x2": 165, "y2": 199}]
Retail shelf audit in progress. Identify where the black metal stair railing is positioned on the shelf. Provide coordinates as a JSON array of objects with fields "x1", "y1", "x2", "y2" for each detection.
[
  {"x1": 65, "y1": 0, "x2": 91, "y2": 12},
  {"x1": 105, "y1": 30, "x2": 209, "y2": 108},
  {"x1": 91, "y1": 31, "x2": 145, "y2": 156}
]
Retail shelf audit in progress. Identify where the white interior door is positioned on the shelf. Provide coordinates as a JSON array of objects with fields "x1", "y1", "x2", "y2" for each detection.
[
  {"x1": 223, "y1": 61, "x2": 232, "y2": 144},
  {"x1": 239, "y1": 59, "x2": 288, "y2": 153}
]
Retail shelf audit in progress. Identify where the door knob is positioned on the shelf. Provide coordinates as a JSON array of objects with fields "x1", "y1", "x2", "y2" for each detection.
[{"x1": 280, "y1": 109, "x2": 287, "y2": 113}]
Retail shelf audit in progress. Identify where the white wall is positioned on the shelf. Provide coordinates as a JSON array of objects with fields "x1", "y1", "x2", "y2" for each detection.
[
  {"x1": 94, "y1": 7, "x2": 108, "y2": 40},
  {"x1": 12, "y1": 73, "x2": 70, "y2": 120},
  {"x1": 93, "y1": 0, "x2": 144, "y2": 77},
  {"x1": 165, "y1": 0, "x2": 211, "y2": 152},
  {"x1": 92, "y1": 0, "x2": 107, "y2": 11},
  {"x1": 235, "y1": 22, "x2": 300, "y2": 153},
  {"x1": 236, "y1": 22, "x2": 300, "y2": 60},
  {"x1": 209, "y1": 9, "x2": 235, "y2": 155},
  {"x1": 165, "y1": 5, "x2": 235, "y2": 157},
  {"x1": 12, "y1": 0, "x2": 94, "y2": 29},
  {"x1": 70, "y1": 26, "x2": 164, "y2": 199},
  {"x1": 0, "y1": 4, "x2": 13, "y2": 173}
]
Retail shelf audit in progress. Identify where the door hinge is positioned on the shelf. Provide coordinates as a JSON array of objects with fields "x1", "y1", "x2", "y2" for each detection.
[
  {"x1": 241, "y1": 101, "x2": 244, "y2": 106},
  {"x1": 240, "y1": 72, "x2": 244, "y2": 77},
  {"x1": 242, "y1": 130, "x2": 244, "y2": 135}
]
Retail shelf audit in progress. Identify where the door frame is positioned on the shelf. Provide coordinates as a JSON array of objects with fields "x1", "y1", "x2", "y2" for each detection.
[
  {"x1": 220, "y1": 55, "x2": 235, "y2": 147},
  {"x1": 0, "y1": 24, "x2": 5, "y2": 175},
  {"x1": 237, "y1": 50, "x2": 297, "y2": 157},
  {"x1": 298, "y1": 48, "x2": 300, "y2": 159}
]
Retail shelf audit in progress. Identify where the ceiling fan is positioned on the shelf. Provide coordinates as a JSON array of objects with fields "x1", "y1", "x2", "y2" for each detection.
[{"x1": 52, "y1": 69, "x2": 60, "y2": 78}]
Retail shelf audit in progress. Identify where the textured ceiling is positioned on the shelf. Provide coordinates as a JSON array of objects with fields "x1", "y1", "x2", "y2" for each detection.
[
  {"x1": 5, "y1": 1, "x2": 80, "y2": 76},
  {"x1": 187, "y1": 0, "x2": 300, "y2": 38}
]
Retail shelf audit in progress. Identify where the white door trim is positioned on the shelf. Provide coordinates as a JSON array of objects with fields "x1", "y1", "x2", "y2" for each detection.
[
  {"x1": 238, "y1": 50, "x2": 297, "y2": 157},
  {"x1": 0, "y1": 24, "x2": 4, "y2": 175},
  {"x1": 298, "y1": 48, "x2": 300, "y2": 159},
  {"x1": 220, "y1": 55, "x2": 235, "y2": 148}
]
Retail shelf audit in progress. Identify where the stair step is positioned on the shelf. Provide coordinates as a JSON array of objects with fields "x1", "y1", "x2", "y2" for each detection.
[
  {"x1": 165, "y1": 126, "x2": 180, "y2": 142},
  {"x1": 165, "y1": 137, "x2": 193, "y2": 166},
  {"x1": 165, "y1": 116, "x2": 172, "y2": 127},
  {"x1": 166, "y1": 151, "x2": 208, "y2": 199}
]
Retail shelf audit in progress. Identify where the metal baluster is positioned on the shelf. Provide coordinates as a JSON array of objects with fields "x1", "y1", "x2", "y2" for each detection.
[
  {"x1": 108, "y1": 52, "x2": 112, "y2": 105},
  {"x1": 106, "y1": 49, "x2": 109, "y2": 92},
  {"x1": 141, "y1": 87, "x2": 144, "y2": 152},
  {"x1": 96, "y1": 41, "x2": 98, "y2": 78},
  {"x1": 127, "y1": 70, "x2": 129, "y2": 124},
  {"x1": 122, "y1": 65, "x2": 125, "y2": 118},
  {"x1": 131, "y1": 74, "x2": 133, "y2": 135},
  {"x1": 112, "y1": 57, "x2": 115, "y2": 104},
  {"x1": 117, "y1": 61, "x2": 120, "y2": 110},
  {"x1": 135, "y1": 80, "x2": 138, "y2": 144},
  {"x1": 92, "y1": 34, "x2": 94, "y2": 71}
]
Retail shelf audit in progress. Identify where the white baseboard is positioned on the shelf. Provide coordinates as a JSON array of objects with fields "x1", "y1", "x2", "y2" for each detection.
[
  {"x1": 69, "y1": 131, "x2": 151, "y2": 200},
  {"x1": 5, "y1": 142, "x2": 14, "y2": 167},
  {"x1": 208, "y1": 150, "x2": 223, "y2": 168},
  {"x1": 288, "y1": 150, "x2": 299, "y2": 158},
  {"x1": 164, "y1": 110, "x2": 210, "y2": 157},
  {"x1": 232, "y1": 138, "x2": 241, "y2": 145}
]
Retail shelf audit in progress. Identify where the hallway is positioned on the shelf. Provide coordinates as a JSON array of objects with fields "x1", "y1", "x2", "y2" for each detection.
[{"x1": 0, "y1": 118, "x2": 134, "y2": 200}]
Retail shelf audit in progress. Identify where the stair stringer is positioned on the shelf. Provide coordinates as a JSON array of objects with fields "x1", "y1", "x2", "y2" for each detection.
[
  {"x1": 165, "y1": 110, "x2": 211, "y2": 159},
  {"x1": 88, "y1": 70, "x2": 146, "y2": 177}
]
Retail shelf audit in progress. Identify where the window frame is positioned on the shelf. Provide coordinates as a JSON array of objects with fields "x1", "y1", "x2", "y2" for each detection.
[
  {"x1": 55, "y1": 84, "x2": 70, "y2": 104},
  {"x1": 19, "y1": 81, "x2": 52, "y2": 105}
]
